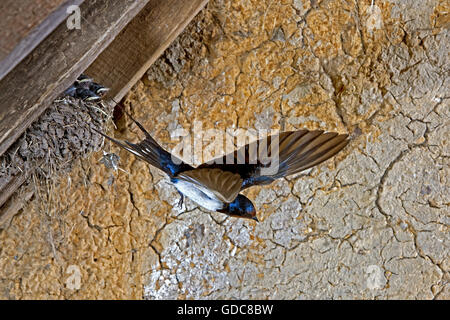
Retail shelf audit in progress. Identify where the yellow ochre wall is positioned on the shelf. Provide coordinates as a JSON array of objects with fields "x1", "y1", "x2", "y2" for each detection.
[{"x1": 0, "y1": 0, "x2": 448, "y2": 299}]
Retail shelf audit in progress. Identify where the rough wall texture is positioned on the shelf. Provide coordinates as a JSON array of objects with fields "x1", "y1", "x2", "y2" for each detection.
[{"x1": 0, "y1": 0, "x2": 448, "y2": 299}]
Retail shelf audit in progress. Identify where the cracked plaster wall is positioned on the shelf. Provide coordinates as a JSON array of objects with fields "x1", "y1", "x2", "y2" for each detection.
[{"x1": 0, "y1": 0, "x2": 448, "y2": 299}]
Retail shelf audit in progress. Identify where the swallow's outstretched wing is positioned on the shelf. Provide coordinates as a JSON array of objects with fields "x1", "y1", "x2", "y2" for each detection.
[
  {"x1": 93, "y1": 111, "x2": 192, "y2": 178},
  {"x1": 175, "y1": 168, "x2": 243, "y2": 203},
  {"x1": 200, "y1": 130, "x2": 349, "y2": 189}
]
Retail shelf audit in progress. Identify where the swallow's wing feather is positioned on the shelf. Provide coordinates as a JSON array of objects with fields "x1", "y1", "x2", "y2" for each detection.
[
  {"x1": 176, "y1": 168, "x2": 243, "y2": 203},
  {"x1": 201, "y1": 130, "x2": 349, "y2": 189},
  {"x1": 274, "y1": 130, "x2": 349, "y2": 176}
]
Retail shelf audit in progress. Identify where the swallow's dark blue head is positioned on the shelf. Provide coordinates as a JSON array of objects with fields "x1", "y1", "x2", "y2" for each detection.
[{"x1": 219, "y1": 194, "x2": 258, "y2": 221}]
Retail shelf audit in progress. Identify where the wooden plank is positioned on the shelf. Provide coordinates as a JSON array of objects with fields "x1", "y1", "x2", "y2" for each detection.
[
  {"x1": 0, "y1": 187, "x2": 34, "y2": 229},
  {"x1": 0, "y1": 0, "x2": 84, "y2": 80},
  {"x1": 0, "y1": 0, "x2": 208, "y2": 210},
  {"x1": 0, "y1": 171, "x2": 29, "y2": 210},
  {"x1": 86, "y1": 0, "x2": 209, "y2": 103},
  {"x1": 0, "y1": 0, "x2": 150, "y2": 158},
  {"x1": 0, "y1": 0, "x2": 67, "y2": 61}
]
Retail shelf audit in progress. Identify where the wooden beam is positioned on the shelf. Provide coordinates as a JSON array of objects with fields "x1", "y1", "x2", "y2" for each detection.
[
  {"x1": 0, "y1": 0, "x2": 209, "y2": 210},
  {"x1": 0, "y1": 187, "x2": 34, "y2": 229},
  {"x1": 0, "y1": 0, "x2": 150, "y2": 158},
  {"x1": 86, "y1": 0, "x2": 209, "y2": 103},
  {"x1": 0, "y1": 171, "x2": 29, "y2": 210},
  {"x1": 0, "y1": 0, "x2": 84, "y2": 81}
]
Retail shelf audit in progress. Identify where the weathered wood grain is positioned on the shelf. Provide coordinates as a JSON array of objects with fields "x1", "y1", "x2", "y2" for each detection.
[
  {"x1": 0, "y1": 0, "x2": 209, "y2": 210},
  {"x1": 0, "y1": 171, "x2": 30, "y2": 212},
  {"x1": 0, "y1": 0, "x2": 84, "y2": 80},
  {"x1": 0, "y1": 0, "x2": 150, "y2": 158},
  {"x1": 0, "y1": 187, "x2": 34, "y2": 229},
  {"x1": 87, "y1": 0, "x2": 209, "y2": 103}
]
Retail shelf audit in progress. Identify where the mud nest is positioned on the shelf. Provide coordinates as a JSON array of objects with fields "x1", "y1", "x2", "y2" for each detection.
[{"x1": 0, "y1": 93, "x2": 112, "y2": 191}]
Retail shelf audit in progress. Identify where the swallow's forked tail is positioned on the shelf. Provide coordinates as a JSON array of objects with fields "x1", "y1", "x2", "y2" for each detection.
[{"x1": 93, "y1": 108, "x2": 190, "y2": 177}]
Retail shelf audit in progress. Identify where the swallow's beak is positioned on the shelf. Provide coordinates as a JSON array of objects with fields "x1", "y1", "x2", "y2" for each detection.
[
  {"x1": 77, "y1": 76, "x2": 93, "y2": 83},
  {"x1": 252, "y1": 216, "x2": 259, "y2": 222},
  {"x1": 85, "y1": 95, "x2": 101, "y2": 102},
  {"x1": 96, "y1": 87, "x2": 110, "y2": 94}
]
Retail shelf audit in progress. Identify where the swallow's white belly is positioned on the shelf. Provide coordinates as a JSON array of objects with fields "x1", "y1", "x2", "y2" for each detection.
[{"x1": 173, "y1": 179, "x2": 224, "y2": 212}]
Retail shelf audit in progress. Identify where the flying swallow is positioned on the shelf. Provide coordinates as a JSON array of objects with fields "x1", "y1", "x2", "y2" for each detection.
[{"x1": 94, "y1": 110, "x2": 349, "y2": 221}]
